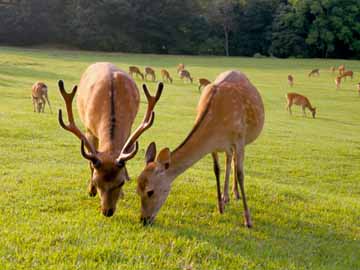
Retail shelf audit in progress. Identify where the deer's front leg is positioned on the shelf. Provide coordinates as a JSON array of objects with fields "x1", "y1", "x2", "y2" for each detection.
[{"x1": 212, "y1": 152, "x2": 224, "y2": 214}]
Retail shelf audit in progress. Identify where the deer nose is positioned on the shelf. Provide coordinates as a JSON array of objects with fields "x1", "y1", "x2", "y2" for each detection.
[{"x1": 103, "y1": 208, "x2": 114, "y2": 217}]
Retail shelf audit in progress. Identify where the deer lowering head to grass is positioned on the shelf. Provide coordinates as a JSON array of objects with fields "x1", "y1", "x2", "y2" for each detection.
[
  {"x1": 129, "y1": 66, "x2": 144, "y2": 81},
  {"x1": 145, "y1": 67, "x2": 156, "y2": 82},
  {"x1": 177, "y1": 63, "x2": 185, "y2": 73},
  {"x1": 198, "y1": 78, "x2": 211, "y2": 92},
  {"x1": 137, "y1": 71, "x2": 265, "y2": 227},
  {"x1": 32, "y1": 82, "x2": 52, "y2": 113},
  {"x1": 308, "y1": 69, "x2": 320, "y2": 77},
  {"x1": 179, "y1": 69, "x2": 193, "y2": 84},
  {"x1": 288, "y1": 75, "x2": 294, "y2": 87},
  {"x1": 160, "y1": 69, "x2": 172, "y2": 84},
  {"x1": 286, "y1": 92, "x2": 316, "y2": 118},
  {"x1": 58, "y1": 63, "x2": 163, "y2": 217}
]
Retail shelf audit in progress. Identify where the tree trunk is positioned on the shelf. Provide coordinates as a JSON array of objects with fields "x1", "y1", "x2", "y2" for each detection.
[{"x1": 224, "y1": 28, "x2": 229, "y2": 57}]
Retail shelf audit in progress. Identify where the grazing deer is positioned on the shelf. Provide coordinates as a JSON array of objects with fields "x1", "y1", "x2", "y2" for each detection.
[
  {"x1": 177, "y1": 63, "x2": 185, "y2": 73},
  {"x1": 137, "y1": 71, "x2": 265, "y2": 227},
  {"x1": 286, "y1": 92, "x2": 316, "y2": 118},
  {"x1": 341, "y1": 70, "x2": 353, "y2": 80},
  {"x1": 58, "y1": 63, "x2": 163, "y2": 217},
  {"x1": 198, "y1": 78, "x2": 211, "y2": 92},
  {"x1": 145, "y1": 67, "x2": 156, "y2": 82},
  {"x1": 160, "y1": 69, "x2": 173, "y2": 84},
  {"x1": 308, "y1": 69, "x2": 320, "y2": 77},
  {"x1": 335, "y1": 76, "x2": 342, "y2": 89},
  {"x1": 31, "y1": 82, "x2": 52, "y2": 113},
  {"x1": 338, "y1": 64, "x2": 345, "y2": 75},
  {"x1": 288, "y1": 75, "x2": 294, "y2": 87},
  {"x1": 129, "y1": 66, "x2": 144, "y2": 81},
  {"x1": 179, "y1": 69, "x2": 193, "y2": 84}
]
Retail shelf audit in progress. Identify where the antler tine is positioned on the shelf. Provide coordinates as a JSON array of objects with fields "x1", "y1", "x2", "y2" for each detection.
[
  {"x1": 58, "y1": 80, "x2": 97, "y2": 155},
  {"x1": 81, "y1": 140, "x2": 101, "y2": 167},
  {"x1": 116, "y1": 83, "x2": 163, "y2": 165}
]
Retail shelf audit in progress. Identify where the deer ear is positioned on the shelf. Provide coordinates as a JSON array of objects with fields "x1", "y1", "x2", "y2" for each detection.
[
  {"x1": 145, "y1": 142, "x2": 157, "y2": 164},
  {"x1": 156, "y1": 148, "x2": 171, "y2": 170}
]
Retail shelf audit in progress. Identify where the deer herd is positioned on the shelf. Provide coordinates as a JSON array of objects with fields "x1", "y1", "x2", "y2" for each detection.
[{"x1": 28, "y1": 60, "x2": 357, "y2": 227}]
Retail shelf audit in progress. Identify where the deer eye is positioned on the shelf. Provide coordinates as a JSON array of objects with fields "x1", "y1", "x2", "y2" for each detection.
[{"x1": 147, "y1": 190, "x2": 154, "y2": 198}]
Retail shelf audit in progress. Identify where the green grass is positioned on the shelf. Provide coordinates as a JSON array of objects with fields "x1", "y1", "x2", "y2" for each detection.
[{"x1": 0, "y1": 46, "x2": 359, "y2": 270}]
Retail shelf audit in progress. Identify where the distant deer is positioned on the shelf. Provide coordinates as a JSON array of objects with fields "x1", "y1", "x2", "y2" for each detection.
[
  {"x1": 179, "y1": 69, "x2": 193, "y2": 83},
  {"x1": 338, "y1": 64, "x2": 345, "y2": 75},
  {"x1": 198, "y1": 78, "x2": 211, "y2": 92},
  {"x1": 341, "y1": 70, "x2": 353, "y2": 80},
  {"x1": 145, "y1": 67, "x2": 156, "y2": 82},
  {"x1": 335, "y1": 76, "x2": 342, "y2": 89},
  {"x1": 308, "y1": 69, "x2": 320, "y2": 77},
  {"x1": 177, "y1": 63, "x2": 185, "y2": 73},
  {"x1": 58, "y1": 63, "x2": 163, "y2": 217},
  {"x1": 160, "y1": 69, "x2": 173, "y2": 84},
  {"x1": 288, "y1": 75, "x2": 294, "y2": 87},
  {"x1": 31, "y1": 82, "x2": 52, "y2": 113},
  {"x1": 286, "y1": 92, "x2": 316, "y2": 118},
  {"x1": 137, "y1": 71, "x2": 265, "y2": 227},
  {"x1": 129, "y1": 66, "x2": 144, "y2": 80}
]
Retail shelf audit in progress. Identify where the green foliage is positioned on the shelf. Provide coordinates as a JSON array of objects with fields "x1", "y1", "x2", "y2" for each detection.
[{"x1": 0, "y1": 46, "x2": 360, "y2": 269}]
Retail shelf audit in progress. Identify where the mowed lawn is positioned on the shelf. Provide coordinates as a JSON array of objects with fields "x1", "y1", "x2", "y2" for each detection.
[{"x1": 0, "y1": 46, "x2": 359, "y2": 270}]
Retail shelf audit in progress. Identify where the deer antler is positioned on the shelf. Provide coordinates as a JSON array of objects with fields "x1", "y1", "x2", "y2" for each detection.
[
  {"x1": 58, "y1": 80, "x2": 99, "y2": 163},
  {"x1": 116, "y1": 82, "x2": 163, "y2": 167}
]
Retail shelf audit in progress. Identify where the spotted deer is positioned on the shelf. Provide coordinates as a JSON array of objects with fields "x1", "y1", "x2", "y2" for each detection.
[
  {"x1": 198, "y1": 78, "x2": 211, "y2": 92},
  {"x1": 341, "y1": 70, "x2": 353, "y2": 80},
  {"x1": 145, "y1": 67, "x2": 156, "y2": 82},
  {"x1": 338, "y1": 64, "x2": 345, "y2": 75},
  {"x1": 179, "y1": 69, "x2": 193, "y2": 84},
  {"x1": 288, "y1": 75, "x2": 294, "y2": 87},
  {"x1": 286, "y1": 92, "x2": 316, "y2": 118},
  {"x1": 58, "y1": 63, "x2": 163, "y2": 217},
  {"x1": 32, "y1": 82, "x2": 52, "y2": 113},
  {"x1": 308, "y1": 69, "x2": 320, "y2": 77},
  {"x1": 129, "y1": 66, "x2": 144, "y2": 80},
  {"x1": 137, "y1": 71, "x2": 265, "y2": 227},
  {"x1": 160, "y1": 69, "x2": 173, "y2": 84},
  {"x1": 177, "y1": 63, "x2": 185, "y2": 73}
]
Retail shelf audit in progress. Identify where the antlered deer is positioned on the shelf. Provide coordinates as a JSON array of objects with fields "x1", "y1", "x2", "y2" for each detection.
[
  {"x1": 286, "y1": 92, "x2": 316, "y2": 118},
  {"x1": 129, "y1": 66, "x2": 144, "y2": 81},
  {"x1": 308, "y1": 69, "x2": 320, "y2": 77},
  {"x1": 32, "y1": 82, "x2": 52, "y2": 113},
  {"x1": 160, "y1": 69, "x2": 173, "y2": 84},
  {"x1": 338, "y1": 64, "x2": 345, "y2": 75},
  {"x1": 288, "y1": 75, "x2": 294, "y2": 87},
  {"x1": 137, "y1": 71, "x2": 265, "y2": 227},
  {"x1": 179, "y1": 69, "x2": 193, "y2": 84},
  {"x1": 198, "y1": 78, "x2": 211, "y2": 92},
  {"x1": 58, "y1": 63, "x2": 163, "y2": 217},
  {"x1": 335, "y1": 76, "x2": 342, "y2": 89},
  {"x1": 145, "y1": 67, "x2": 156, "y2": 82},
  {"x1": 177, "y1": 63, "x2": 185, "y2": 73},
  {"x1": 341, "y1": 70, "x2": 353, "y2": 80}
]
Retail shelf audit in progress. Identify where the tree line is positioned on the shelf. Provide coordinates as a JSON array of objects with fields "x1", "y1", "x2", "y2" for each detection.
[{"x1": 0, "y1": 0, "x2": 359, "y2": 59}]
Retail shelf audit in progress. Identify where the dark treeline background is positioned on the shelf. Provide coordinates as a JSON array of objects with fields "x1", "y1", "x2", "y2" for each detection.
[{"x1": 0, "y1": 0, "x2": 359, "y2": 58}]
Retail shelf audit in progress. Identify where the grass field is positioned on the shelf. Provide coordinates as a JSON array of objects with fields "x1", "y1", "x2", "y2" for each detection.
[{"x1": 0, "y1": 46, "x2": 359, "y2": 270}]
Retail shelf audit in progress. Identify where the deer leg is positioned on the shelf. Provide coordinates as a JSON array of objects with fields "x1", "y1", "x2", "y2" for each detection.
[
  {"x1": 234, "y1": 144, "x2": 252, "y2": 228},
  {"x1": 86, "y1": 130, "x2": 98, "y2": 197},
  {"x1": 302, "y1": 106, "x2": 306, "y2": 117},
  {"x1": 44, "y1": 93, "x2": 52, "y2": 113},
  {"x1": 40, "y1": 97, "x2": 46, "y2": 113},
  {"x1": 222, "y1": 151, "x2": 232, "y2": 205},
  {"x1": 212, "y1": 152, "x2": 224, "y2": 214},
  {"x1": 288, "y1": 104, "x2": 293, "y2": 115},
  {"x1": 232, "y1": 154, "x2": 240, "y2": 200},
  {"x1": 32, "y1": 97, "x2": 36, "y2": 112}
]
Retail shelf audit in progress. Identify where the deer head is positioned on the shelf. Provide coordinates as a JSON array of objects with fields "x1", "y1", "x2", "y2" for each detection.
[
  {"x1": 58, "y1": 80, "x2": 163, "y2": 216},
  {"x1": 137, "y1": 142, "x2": 173, "y2": 225}
]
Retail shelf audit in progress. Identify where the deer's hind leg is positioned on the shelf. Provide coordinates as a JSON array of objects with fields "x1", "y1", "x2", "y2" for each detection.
[
  {"x1": 212, "y1": 152, "x2": 224, "y2": 214},
  {"x1": 86, "y1": 130, "x2": 98, "y2": 197},
  {"x1": 234, "y1": 142, "x2": 252, "y2": 228},
  {"x1": 222, "y1": 151, "x2": 233, "y2": 205}
]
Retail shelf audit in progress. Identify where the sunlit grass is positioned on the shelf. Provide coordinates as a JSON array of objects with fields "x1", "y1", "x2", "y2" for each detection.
[{"x1": 0, "y1": 46, "x2": 359, "y2": 269}]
